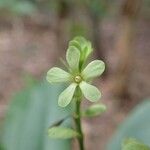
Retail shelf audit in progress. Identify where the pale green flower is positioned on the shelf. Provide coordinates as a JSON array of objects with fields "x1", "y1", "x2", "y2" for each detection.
[{"x1": 46, "y1": 36, "x2": 105, "y2": 107}]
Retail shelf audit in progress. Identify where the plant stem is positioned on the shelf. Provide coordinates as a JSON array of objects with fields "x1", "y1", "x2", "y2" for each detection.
[{"x1": 74, "y1": 95, "x2": 84, "y2": 150}]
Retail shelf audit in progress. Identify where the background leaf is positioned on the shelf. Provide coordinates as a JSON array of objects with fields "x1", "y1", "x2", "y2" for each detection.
[
  {"x1": 107, "y1": 99, "x2": 150, "y2": 150},
  {"x1": 122, "y1": 138, "x2": 150, "y2": 150},
  {"x1": 1, "y1": 81, "x2": 72, "y2": 150}
]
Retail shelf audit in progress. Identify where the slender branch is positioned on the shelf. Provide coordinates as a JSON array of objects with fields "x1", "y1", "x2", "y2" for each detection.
[{"x1": 74, "y1": 88, "x2": 84, "y2": 150}]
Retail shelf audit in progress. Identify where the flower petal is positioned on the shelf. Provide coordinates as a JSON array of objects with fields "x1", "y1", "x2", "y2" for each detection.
[
  {"x1": 79, "y1": 81, "x2": 101, "y2": 102},
  {"x1": 66, "y1": 46, "x2": 80, "y2": 72},
  {"x1": 58, "y1": 83, "x2": 77, "y2": 107},
  {"x1": 46, "y1": 67, "x2": 71, "y2": 83},
  {"x1": 82, "y1": 60, "x2": 105, "y2": 80}
]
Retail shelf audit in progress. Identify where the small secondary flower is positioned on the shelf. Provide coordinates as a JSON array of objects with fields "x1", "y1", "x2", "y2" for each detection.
[{"x1": 46, "y1": 36, "x2": 105, "y2": 107}]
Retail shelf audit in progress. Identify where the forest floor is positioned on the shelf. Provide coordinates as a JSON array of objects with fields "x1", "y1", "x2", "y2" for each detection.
[{"x1": 0, "y1": 18, "x2": 150, "y2": 149}]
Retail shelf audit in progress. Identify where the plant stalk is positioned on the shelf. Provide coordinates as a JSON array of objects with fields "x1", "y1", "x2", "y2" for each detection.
[{"x1": 74, "y1": 95, "x2": 84, "y2": 150}]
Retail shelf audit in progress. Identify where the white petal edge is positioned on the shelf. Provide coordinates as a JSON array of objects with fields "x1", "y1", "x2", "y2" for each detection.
[
  {"x1": 58, "y1": 83, "x2": 77, "y2": 107},
  {"x1": 79, "y1": 81, "x2": 101, "y2": 102},
  {"x1": 66, "y1": 46, "x2": 80, "y2": 72},
  {"x1": 82, "y1": 60, "x2": 105, "y2": 80},
  {"x1": 46, "y1": 67, "x2": 71, "y2": 83}
]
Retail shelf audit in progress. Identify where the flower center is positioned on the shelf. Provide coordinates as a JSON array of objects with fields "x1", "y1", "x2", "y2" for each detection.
[{"x1": 74, "y1": 75, "x2": 82, "y2": 83}]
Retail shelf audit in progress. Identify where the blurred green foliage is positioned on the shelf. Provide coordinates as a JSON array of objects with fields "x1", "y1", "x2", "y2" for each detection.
[
  {"x1": 107, "y1": 99, "x2": 150, "y2": 150},
  {"x1": 80, "y1": 0, "x2": 108, "y2": 18},
  {"x1": 122, "y1": 138, "x2": 150, "y2": 150},
  {"x1": 70, "y1": 23, "x2": 88, "y2": 38},
  {"x1": 0, "y1": 81, "x2": 72, "y2": 150},
  {"x1": 0, "y1": 0, "x2": 36, "y2": 16},
  {"x1": 0, "y1": 0, "x2": 149, "y2": 18}
]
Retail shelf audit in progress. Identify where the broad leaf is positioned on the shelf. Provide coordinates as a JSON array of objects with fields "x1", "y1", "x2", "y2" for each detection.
[
  {"x1": 1, "y1": 81, "x2": 72, "y2": 150},
  {"x1": 48, "y1": 127, "x2": 80, "y2": 139},
  {"x1": 107, "y1": 99, "x2": 150, "y2": 150},
  {"x1": 122, "y1": 138, "x2": 150, "y2": 150}
]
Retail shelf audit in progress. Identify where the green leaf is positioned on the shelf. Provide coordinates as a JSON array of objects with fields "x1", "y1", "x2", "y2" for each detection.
[
  {"x1": 82, "y1": 60, "x2": 105, "y2": 80},
  {"x1": 82, "y1": 104, "x2": 106, "y2": 117},
  {"x1": 66, "y1": 46, "x2": 80, "y2": 72},
  {"x1": 1, "y1": 82, "x2": 72, "y2": 150},
  {"x1": 122, "y1": 138, "x2": 150, "y2": 150},
  {"x1": 48, "y1": 127, "x2": 80, "y2": 139},
  {"x1": 107, "y1": 99, "x2": 150, "y2": 150},
  {"x1": 46, "y1": 67, "x2": 71, "y2": 83},
  {"x1": 58, "y1": 83, "x2": 77, "y2": 107},
  {"x1": 79, "y1": 81, "x2": 101, "y2": 102}
]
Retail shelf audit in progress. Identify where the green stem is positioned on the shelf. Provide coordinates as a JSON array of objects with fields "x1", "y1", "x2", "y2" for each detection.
[{"x1": 74, "y1": 92, "x2": 84, "y2": 150}]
